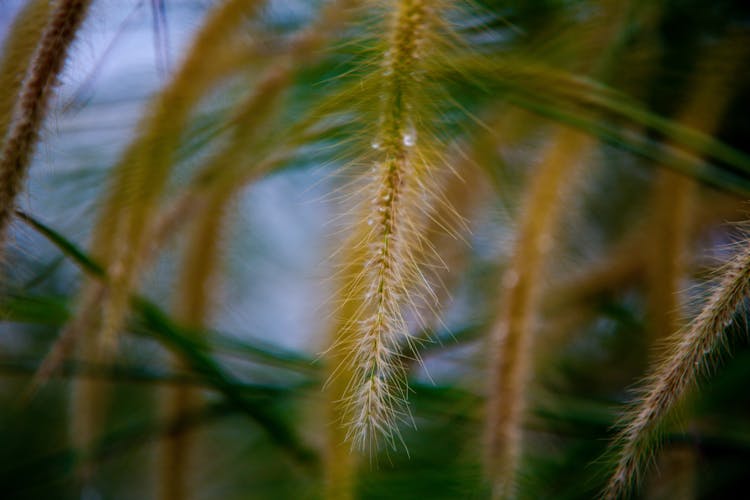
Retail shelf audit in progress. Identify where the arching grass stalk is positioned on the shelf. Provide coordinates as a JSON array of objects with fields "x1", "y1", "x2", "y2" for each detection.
[
  {"x1": 641, "y1": 127, "x2": 697, "y2": 500},
  {"x1": 0, "y1": 0, "x2": 91, "y2": 255},
  {"x1": 159, "y1": 192, "x2": 225, "y2": 500},
  {"x1": 326, "y1": 0, "x2": 452, "y2": 454},
  {"x1": 89, "y1": 0, "x2": 263, "y2": 354},
  {"x1": 646, "y1": 172, "x2": 694, "y2": 344},
  {"x1": 646, "y1": 44, "x2": 740, "y2": 346},
  {"x1": 158, "y1": 3, "x2": 362, "y2": 499},
  {"x1": 64, "y1": 0, "x2": 264, "y2": 485},
  {"x1": 604, "y1": 39, "x2": 747, "y2": 500},
  {"x1": 159, "y1": 55, "x2": 289, "y2": 500},
  {"x1": 483, "y1": 3, "x2": 638, "y2": 495},
  {"x1": 484, "y1": 127, "x2": 594, "y2": 499},
  {"x1": 640, "y1": 47, "x2": 739, "y2": 497},
  {"x1": 603, "y1": 242, "x2": 750, "y2": 499}
]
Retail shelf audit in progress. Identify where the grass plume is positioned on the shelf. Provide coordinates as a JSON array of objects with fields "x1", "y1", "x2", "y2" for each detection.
[
  {"x1": 157, "y1": 3, "x2": 361, "y2": 498},
  {"x1": 0, "y1": 0, "x2": 91, "y2": 254},
  {"x1": 603, "y1": 39, "x2": 747, "y2": 500},
  {"x1": 89, "y1": 0, "x2": 262, "y2": 352},
  {"x1": 0, "y1": 0, "x2": 52, "y2": 144},
  {"x1": 483, "y1": 5, "x2": 644, "y2": 495},
  {"x1": 484, "y1": 126, "x2": 594, "y2": 498},
  {"x1": 603, "y1": 240, "x2": 750, "y2": 498},
  {"x1": 326, "y1": 0, "x2": 453, "y2": 452},
  {"x1": 64, "y1": 0, "x2": 263, "y2": 488}
]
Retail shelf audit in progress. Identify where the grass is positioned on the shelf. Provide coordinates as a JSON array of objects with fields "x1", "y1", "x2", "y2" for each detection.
[{"x1": 1, "y1": 0, "x2": 750, "y2": 499}]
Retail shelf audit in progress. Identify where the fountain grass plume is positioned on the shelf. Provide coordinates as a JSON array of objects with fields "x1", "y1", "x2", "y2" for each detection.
[
  {"x1": 324, "y1": 0, "x2": 459, "y2": 453},
  {"x1": 157, "y1": 3, "x2": 363, "y2": 498},
  {"x1": 603, "y1": 38, "x2": 748, "y2": 500},
  {"x1": 63, "y1": 0, "x2": 264, "y2": 483},
  {"x1": 603, "y1": 241, "x2": 750, "y2": 499},
  {"x1": 0, "y1": 0, "x2": 91, "y2": 255},
  {"x1": 0, "y1": 0, "x2": 52, "y2": 145},
  {"x1": 484, "y1": 127, "x2": 595, "y2": 499}
]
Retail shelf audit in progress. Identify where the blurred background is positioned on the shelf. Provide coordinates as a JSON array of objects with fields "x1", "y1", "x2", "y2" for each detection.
[{"x1": 1, "y1": 0, "x2": 750, "y2": 498}]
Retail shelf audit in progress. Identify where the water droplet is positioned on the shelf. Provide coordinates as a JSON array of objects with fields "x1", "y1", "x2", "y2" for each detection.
[
  {"x1": 367, "y1": 218, "x2": 374, "y2": 226},
  {"x1": 371, "y1": 139, "x2": 381, "y2": 150},
  {"x1": 403, "y1": 132, "x2": 416, "y2": 147}
]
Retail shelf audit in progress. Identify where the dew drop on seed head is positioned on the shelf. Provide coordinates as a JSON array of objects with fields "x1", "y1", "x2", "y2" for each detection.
[
  {"x1": 403, "y1": 132, "x2": 416, "y2": 147},
  {"x1": 367, "y1": 218, "x2": 374, "y2": 226},
  {"x1": 371, "y1": 139, "x2": 381, "y2": 150}
]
